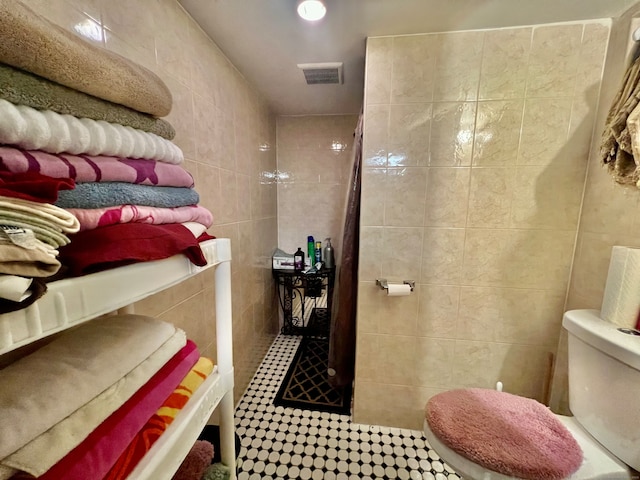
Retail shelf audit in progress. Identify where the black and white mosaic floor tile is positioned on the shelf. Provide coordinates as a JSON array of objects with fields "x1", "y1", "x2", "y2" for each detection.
[{"x1": 234, "y1": 335, "x2": 462, "y2": 480}]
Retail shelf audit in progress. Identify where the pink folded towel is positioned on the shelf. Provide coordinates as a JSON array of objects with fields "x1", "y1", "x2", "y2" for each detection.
[
  {"x1": 67, "y1": 204, "x2": 214, "y2": 231},
  {"x1": 426, "y1": 388, "x2": 583, "y2": 480},
  {"x1": 0, "y1": 147, "x2": 193, "y2": 187}
]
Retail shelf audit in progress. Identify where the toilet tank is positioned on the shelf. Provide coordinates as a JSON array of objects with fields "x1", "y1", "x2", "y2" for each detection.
[{"x1": 564, "y1": 309, "x2": 640, "y2": 470}]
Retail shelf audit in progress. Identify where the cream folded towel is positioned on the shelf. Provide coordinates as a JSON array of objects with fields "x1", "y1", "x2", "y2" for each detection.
[
  {"x1": 0, "y1": 217, "x2": 69, "y2": 248},
  {"x1": 0, "y1": 326, "x2": 186, "y2": 477},
  {"x1": 0, "y1": 196, "x2": 79, "y2": 233},
  {"x1": 0, "y1": 0, "x2": 172, "y2": 116},
  {"x1": 0, "y1": 99, "x2": 183, "y2": 164},
  {"x1": 0, "y1": 315, "x2": 179, "y2": 459}
]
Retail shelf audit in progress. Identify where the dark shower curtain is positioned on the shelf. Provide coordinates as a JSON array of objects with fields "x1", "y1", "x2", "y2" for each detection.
[{"x1": 327, "y1": 113, "x2": 363, "y2": 389}]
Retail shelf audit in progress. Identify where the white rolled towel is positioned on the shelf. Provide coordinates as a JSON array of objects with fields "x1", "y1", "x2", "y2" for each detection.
[
  {"x1": 0, "y1": 99, "x2": 183, "y2": 164},
  {"x1": 41, "y1": 110, "x2": 72, "y2": 153},
  {"x1": 15, "y1": 104, "x2": 50, "y2": 150},
  {"x1": 64, "y1": 115, "x2": 91, "y2": 154}
]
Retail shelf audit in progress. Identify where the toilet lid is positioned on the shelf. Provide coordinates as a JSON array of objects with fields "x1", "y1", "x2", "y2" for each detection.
[{"x1": 425, "y1": 388, "x2": 583, "y2": 480}]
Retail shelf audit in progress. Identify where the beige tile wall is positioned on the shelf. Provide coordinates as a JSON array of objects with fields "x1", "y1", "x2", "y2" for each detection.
[
  {"x1": 356, "y1": 22, "x2": 611, "y2": 429},
  {"x1": 550, "y1": 5, "x2": 640, "y2": 414},
  {"x1": 276, "y1": 115, "x2": 359, "y2": 258},
  {"x1": 22, "y1": 0, "x2": 279, "y2": 401}
]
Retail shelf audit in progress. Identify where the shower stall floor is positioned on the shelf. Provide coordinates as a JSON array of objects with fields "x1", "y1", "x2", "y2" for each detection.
[{"x1": 234, "y1": 335, "x2": 462, "y2": 480}]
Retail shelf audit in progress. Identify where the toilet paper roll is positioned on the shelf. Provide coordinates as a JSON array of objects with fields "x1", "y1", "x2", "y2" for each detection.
[
  {"x1": 601, "y1": 246, "x2": 640, "y2": 329},
  {"x1": 387, "y1": 283, "x2": 412, "y2": 296}
]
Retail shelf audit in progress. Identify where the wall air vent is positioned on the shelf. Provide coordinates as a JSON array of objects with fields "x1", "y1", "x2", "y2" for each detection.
[{"x1": 297, "y1": 62, "x2": 343, "y2": 85}]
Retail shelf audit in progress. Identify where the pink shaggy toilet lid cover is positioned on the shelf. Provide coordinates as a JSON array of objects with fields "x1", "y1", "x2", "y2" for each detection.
[{"x1": 426, "y1": 388, "x2": 583, "y2": 480}]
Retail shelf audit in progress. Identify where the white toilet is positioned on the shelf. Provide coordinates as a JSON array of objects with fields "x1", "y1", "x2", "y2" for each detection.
[{"x1": 423, "y1": 309, "x2": 640, "y2": 479}]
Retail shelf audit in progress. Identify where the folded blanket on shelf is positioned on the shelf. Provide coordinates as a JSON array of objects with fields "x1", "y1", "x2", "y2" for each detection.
[
  {"x1": 0, "y1": 147, "x2": 193, "y2": 187},
  {"x1": 0, "y1": 171, "x2": 74, "y2": 204},
  {"x1": 104, "y1": 357, "x2": 215, "y2": 480},
  {"x1": 0, "y1": 315, "x2": 180, "y2": 460},
  {"x1": 55, "y1": 182, "x2": 199, "y2": 210},
  {"x1": 69, "y1": 204, "x2": 213, "y2": 231},
  {"x1": 7, "y1": 340, "x2": 200, "y2": 480},
  {"x1": 0, "y1": 195, "x2": 79, "y2": 233},
  {"x1": 58, "y1": 223, "x2": 209, "y2": 277},
  {"x1": 0, "y1": 0, "x2": 172, "y2": 116},
  {"x1": 0, "y1": 64, "x2": 176, "y2": 139},
  {"x1": 0, "y1": 100, "x2": 183, "y2": 163},
  {"x1": 0, "y1": 327, "x2": 186, "y2": 479}
]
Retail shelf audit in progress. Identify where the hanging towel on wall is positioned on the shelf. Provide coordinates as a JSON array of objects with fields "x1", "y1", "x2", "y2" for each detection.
[
  {"x1": 0, "y1": 64, "x2": 176, "y2": 140},
  {"x1": 0, "y1": 0, "x2": 172, "y2": 116},
  {"x1": 600, "y1": 54, "x2": 640, "y2": 186}
]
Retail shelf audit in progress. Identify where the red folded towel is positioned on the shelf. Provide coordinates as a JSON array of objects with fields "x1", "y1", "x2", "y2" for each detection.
[
  {"x1": 0, "y1": 171, "x2": 74, "y2": 203},
  {"x1": 104, "y1": 357, "x2": 214, "y2": 480},
  {"x1": 58, "y1": 223, "x2": 209, "y2": 277}
]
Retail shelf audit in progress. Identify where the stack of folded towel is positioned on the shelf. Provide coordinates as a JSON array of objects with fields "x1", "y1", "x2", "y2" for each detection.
[
  {"x1": 0, "y1": 170, "x2": 79, "y2": 312},
  {"x1": 0, "y1": 315, "x2": 216, "y2": 480},
  {"x1": 0, "y1": 0, "x2": 215, "y2": 280}
]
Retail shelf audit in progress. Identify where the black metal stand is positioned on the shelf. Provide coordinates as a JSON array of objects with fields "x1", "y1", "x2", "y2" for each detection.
[{"x1": 273, "y1": 267, "x2": 335, "y2": 338}]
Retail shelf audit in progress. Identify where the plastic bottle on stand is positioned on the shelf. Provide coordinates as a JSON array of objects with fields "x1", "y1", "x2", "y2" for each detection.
[
  {"x1": 315, "y1": 241, "x2": 322, "y2": 266},
  {"x1": 324, "y1": 238, "x2": 335, "y2": 269},
  {"x1": 307, "y1": 236, "x2": 315, "y2": 267},
  {"x1": 294, "y1": 248, "x2": 304, "y2": 272}
]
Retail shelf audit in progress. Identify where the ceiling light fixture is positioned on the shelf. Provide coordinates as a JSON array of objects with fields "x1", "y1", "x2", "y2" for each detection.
[{"x1": 297, "y1": 0, "x2": 326, "y2": 21}]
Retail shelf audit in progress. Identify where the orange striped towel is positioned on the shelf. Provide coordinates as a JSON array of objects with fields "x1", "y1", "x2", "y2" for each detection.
[{"x1": 103, "y1": 357, "x2": 214, "y2": 480}]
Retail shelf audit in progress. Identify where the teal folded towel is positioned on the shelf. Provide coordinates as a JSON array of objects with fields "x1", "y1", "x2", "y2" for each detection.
[{"x1": 55, "y1": 182, "x2": 199, "y2": 210}]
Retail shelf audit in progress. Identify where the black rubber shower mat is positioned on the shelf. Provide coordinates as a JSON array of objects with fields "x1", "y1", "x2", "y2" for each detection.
[{"x1": 274, "y1": 337, "x2": 352, "y2": 415}]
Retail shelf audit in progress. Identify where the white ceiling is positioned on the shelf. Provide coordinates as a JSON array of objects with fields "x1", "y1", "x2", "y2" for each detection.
[{"x1": 179, "y1": 0, "x2": 639, "y2": 116}]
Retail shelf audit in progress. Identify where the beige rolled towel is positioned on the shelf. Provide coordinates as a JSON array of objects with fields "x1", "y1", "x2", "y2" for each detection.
[{"x1": 0, "y1": 0, "x2": 172, "y2": 117}]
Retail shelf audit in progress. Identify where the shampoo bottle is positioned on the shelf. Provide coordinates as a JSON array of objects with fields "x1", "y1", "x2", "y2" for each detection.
[
  {"x1": 315, "y1": 241, "x2": 322, "y2": 265},
  {"x1": 307, "y1": 236, "x2": 315, "y2": 267},
  {"x1": 294, "y1": 248, "x2": 304, "y2": 272},
  {"x1": 324, "y1": 238, "x2": 335, "y2": 269}
]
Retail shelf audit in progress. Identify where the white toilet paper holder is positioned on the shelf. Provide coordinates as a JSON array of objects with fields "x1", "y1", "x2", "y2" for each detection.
[{"x1": 376, "y1": 279, "x2": 415, "y2": 292}]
